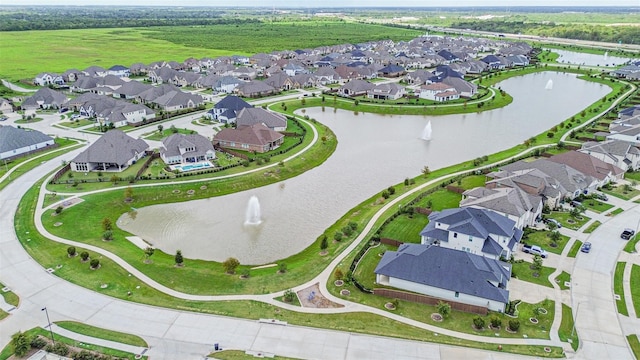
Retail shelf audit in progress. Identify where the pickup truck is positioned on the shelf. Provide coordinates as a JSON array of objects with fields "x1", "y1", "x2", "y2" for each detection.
[{"x1": 522, "y1": 244, "x2": 548, "y2": 258}]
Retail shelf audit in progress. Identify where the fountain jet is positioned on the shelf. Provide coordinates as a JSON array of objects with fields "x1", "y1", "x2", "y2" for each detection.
[
  {"x1": 421, "y1": 121, "x2": 432, "y2": 141},
  {"x1": 244, "y1": 196, "x2": 262, "y2": 225}
]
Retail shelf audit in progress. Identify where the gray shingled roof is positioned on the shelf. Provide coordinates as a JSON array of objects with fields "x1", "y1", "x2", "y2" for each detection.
[
  {"x1": 214, "y1": 95, "x2": 253, "y2": 111},
  {"x1": 72, "y1": 130, "x2": 148, "y2": 166},
  {"x1": 161, "y1": 133, "x2": 214, "y2": 159},
  {"x1": 424, "y1": 207, "x2": 516, "y2": 239},
  {"x1": 214, "y1": 123, "x2": 283, "y2": 146},
  {"x1": 236, "y1": 108, "x2": 287, "y2": 130},
  {"x1": 502, "y1": 159, "x2": 595, "y2": 194},
  {"x1": 0, "y1": 125, "x2": 53, "y2": 154},
  {"x1": 375, "y1": 244, "x2": 510, "y2": 304}
]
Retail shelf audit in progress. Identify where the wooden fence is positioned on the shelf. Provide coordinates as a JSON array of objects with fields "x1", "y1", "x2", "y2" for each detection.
[
  {"x1": 414, "y1": 207, "x2": 432, "y2": 216},
  {"x1": 373, "y1": 288, "x2": 488, "y2": 315},
  {"x1": 445, "y1": 185, "x2": 465, "y2": 194},
  {"x1": 379, "y1": 238, "x2": 404, "y2": 247},
  {"x1": 49, "y1": 163, "x2": 70, "y2": 184}
]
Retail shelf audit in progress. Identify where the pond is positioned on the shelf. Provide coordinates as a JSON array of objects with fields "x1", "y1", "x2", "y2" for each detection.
[
  {"x1": 546, "y1": 48, "x2": 632, "y2": 67},
  {"x1": 118, "y1": 72, "x2": 610, "y2": 264}
]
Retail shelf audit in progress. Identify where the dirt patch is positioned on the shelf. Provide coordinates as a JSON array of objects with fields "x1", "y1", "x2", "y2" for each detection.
[{"x1": 297, "y1": 283, "x2": 343, "y2": 308}]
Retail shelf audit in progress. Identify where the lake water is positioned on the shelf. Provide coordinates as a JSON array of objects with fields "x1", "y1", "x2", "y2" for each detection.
[
  {"x1": 118, "y1": 72, "x2": 610, "y2": 264},
  {"x1": 548, "y1": 48, "x2": 632, "y2": 67}
]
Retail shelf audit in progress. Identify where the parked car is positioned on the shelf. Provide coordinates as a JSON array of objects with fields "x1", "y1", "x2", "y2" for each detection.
[
  {"x1": 570, "y1": 200, "x2": 582, "y2": 208},
  {"x1": 544, "y1": 218, "x2": 562, "y2": 228},
  {"x1": 594, "y1": 193, "x2": 608, "y2": 201},
  {"x1": 0, "y1": 116, "x2": 7, "y2": 121},
  {"x1": 522, "y1": 244, "x2": 548, "y2": 258},
  {"x1": 581, "y1": 242, "x2": 592, "y2": 253},
  {"x1": 70, "y1": 114, "x2": 80, "y2": 120},
  {"x1": 621, "y1": 228, "x2": 636, "y2": 240}
]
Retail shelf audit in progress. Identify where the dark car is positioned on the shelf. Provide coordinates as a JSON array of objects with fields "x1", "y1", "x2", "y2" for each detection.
[
  {"x1": 581, "y1": 242, "x2": 592, "y2": 253},
  {"x1": 621, "y1": 229, "x2": 636, "y2": 240},
  {"x1": 0, "y1": 116, "x2": 7, "y2": 121}
]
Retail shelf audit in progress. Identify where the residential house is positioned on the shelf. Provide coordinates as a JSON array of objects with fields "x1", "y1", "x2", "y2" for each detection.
[
  {"x1": 234, "y1": 80, "x2": 277, "y2": 98},
  {"x1": 481, "y1": 55, "x2": 505, "y2": 70},
  {"x1": 160, "y1": 133, "x2": 216, "y2": 165},
  {"x1": 283, "y1": 62, "x2": 308, "y2": 76},
  {"x1": 107, "y1": 65, "x2": 131, "y2": 77},
  {"x1": 367, "y1": 83, "x2": 405, "y2": 100},
  {"x1": 420, "y1": 207, "x2": 523, "y2": 260},
  {"x1": 548, "y1": 151, "x2": 625, "y2": 186},
  {"x1": 506, "y1": 55, "x2": 530, "y2": 67},
  {"x1": 441, "y1": 77, "x2": 477, "y2": 98},
  {"x1": 62, "y1": 69, "x2": 82, "y2": 83},
  {"x1": 150, "y1": 91, "x2": 204, "y2": 112},
  {"x1": 580, "y1": 140, "x2": 640, "y2": 171},
  {"x1": 69, "y1": 93, "x2": 155, "y2": 128},
  {"x1": 112, "y1": 81, "x2": 153, "y2": 100},
  {"x1": 377, "y1": 64, "x2": 406, "y2": 78},
  {"x1": 83, "y1": 66, "x2": 107, "y2": 77},
  {"x1": 137, "y1": 84, "x2": 181, "y2": 104},
  {"x1": 338, "y1": 79, "x2": 375, "y2": 97},
  {"x1": 213, "y1": 123, "x2": 284, "y2": 153},
  {"x1": 0, "y1": 125, "x2": 55, "y2": 160},
  {"x1": 70, "y1": 130, "x2": 149, "y2": 172},
  {"x1": 71, "y1": 76, "x2": 99, "y2": 93},
  {"x1": 231, "y1": 67, "x2": 258, "y2": 81},
  {"x1": 235, "y1": 108, "x2": 287, "y2": 131},
  {"x1": 374, "y1": 244, "x2": 511, "y2": 312},
  {"x1": 611, "y1": 64, "x2": 640, "y2": 79},
  {"x1": 419, "y1": 83, "x2": 459, "y2": 102},
  {"x1": 460, "y1": 187, "x2": 543, "y2": 229},
  {"x1": 606, "y1": 125, "x2": 640, "y2": 146},
  {"x1": 34, "y1": 72, "x2": 64, "y2": 86},
  {"x1": 21, "y1": 88, "x2": 68, "y2": 110},
  {"x1": 206, "y1": 95, "x2": 253, "y2": 123},
  {"x1": 0, "y1": 98, "x2": 13, "y2": 113}
]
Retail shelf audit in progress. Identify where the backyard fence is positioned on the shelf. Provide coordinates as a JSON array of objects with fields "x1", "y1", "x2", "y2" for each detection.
[
  {"x1": 379, "y1": 238, "x2": 404, "y2": 247},
  {"x1": 373, "y1": 289, "x2": 488, "y2": 315}
]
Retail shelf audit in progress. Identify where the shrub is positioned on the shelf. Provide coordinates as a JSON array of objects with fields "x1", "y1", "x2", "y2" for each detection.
[
  {"x1": 55, "y1": 206, "x2": 63, "y2": 214},
  {"x1": 11, "y1": 331, "x2": 30, "y2": 357},
  {"x1": 67, "y1": 246, "x2": 76, "y2": 257},
  {"x1": 342, "y1": 226, "x2": 353, "y2": 237},
  {"x1": 90, "y1": 259, "x2": 100, "y2": 269},
  {"x1": 437, "y1": 301, "x2": 451, "y2": 318},
  {"x1": 102, "y1": 230, "x2": 113, "y2": 241},
  {"x1": 473, "y1": 317, "x2": 486, "y2": 329},
  {"x1": 381, "y1": 190, "x2": 390, "y2": 199},
  {"x1": 387, "y1": 186, "x2": 396, "y2": 195},
  {"x1": 175, "y1": 250, "x2": 183, "y2": 266},
  {"x1": 223, "y1": 257, "x2": 240, "y2": 274},
  {"x1": 278, "y1": 263, "x2": 287, "y2": 273},
  {"x1": 320, "y1": 235, "x2": 328, "y2": 251},
  {"x1": 80, "y1": 251, "x2": 89, "y2": 261},
  {"x1": 508, "y1": 319, "x2": 520, "y2": 332},
  {"x1": 30, "y1": 336, "x2": 47, "y2": 349},
  {"x1": 46, "y1": 342, "x2": 70, "y2": 356},
  {"x1": 490, "y1": 317, "x2": 502, "y2": 328},
  {"x1": 241, "y1": 268, "x2": 250, "y2": 278},
  {"x1": 334, "y1": 268, "x2": 344, "y2": 280},
  {"x1": 242, "y1": 160, "x2": 250, "y2": 167},
  {"x1": 283, "y1": 289, "x2": 296, "y2": 302},
  {"x1": 333, "y1": 232, "x2": 343, "y2": 241},
  {"x1": 101, "y1": 217, "x2": 112, "y2": 231},
  {"x1": 348, "y1": 221, "x2": 358, "y2": 230}
]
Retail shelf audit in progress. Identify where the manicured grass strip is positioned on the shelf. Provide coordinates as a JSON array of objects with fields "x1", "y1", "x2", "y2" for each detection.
[
  {"x1": 54, "y1": 321, "x2": 148, "y2": 348},
  {"x1": 557, "y1": 304, "x2": 579, "y2": 351},
  {"x1": 567, "y1": 241, "x2": 582, "y2": 258},
  {"x1": 610, "y1": 208, "x2": 624, "y2": 216},
  {"x1": 554, "y1": 271, "x2": 571, "y2": 291},
  {"x1": 583, "y1": 221, "x2": 601, "y2": 234},
  {"x1": 0, "y1": 309, "x2": 8, "y2": 321},
  {"x1": 614, "y1": 262, "x2": 629, "y2": 316},
  {"x1": 511, "y1": 261, "x2": 555, "y2": 288},
  {"x1": 523, "y1": 229, "x2": 570, "y2": 255},
  {"x1": 0, "y1": 282, "x2": 19, "y2": 307},
  {"x1": 548, "y1": 211, "x2": 590, "y2": 231},
  {"x1": 625, "y1": 233, "x2": 640, "y2": 253},
  {"x1": 631, "y1": 265, "x2": 640, "y2": 318},
  {"x1": 211, "y1": 350, "x2": 300, "y2": 360},
  {"x1": 603, "y1": 185, "x2": 640, "y2": 201},
  {"x1": 627, "y1": 334, "x2": 640, "y2": 360}
]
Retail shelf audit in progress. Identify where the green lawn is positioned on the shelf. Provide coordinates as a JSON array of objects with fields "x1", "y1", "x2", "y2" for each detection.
[
  {"x1": 144, "y1": 127, "x2": 198, "y2": 141},
  {"x1": 614, "y1": 262, "x2": 629, "y2": 316},
  {"x1": 511, "y1": 260, "x2": 555, "y2": 288},
  {"x1": 628, "y1": 334, "x2": 640, "y2": 360},
  {"x1": 567, "y1": 241, "x2": 582, "y2": 258},
  {"x1": 631, "y1": 265, "x2": 640, "y2": 318},
  {"x1": 557, "y1": 304, "x2": 579, "y2": 351},
  {"x1": 522, "y1": 229, "x2": 570, "y2": 255},
  {"x1": 54, "y1": 321, "x2": 148, "y2": 347},
  {"x1": 580, "y1": 199, "x2": 614, "y2": 214},
  {"x1": 212, "y1": 350, "x2": 300, "y2": 360},
  {"x1": 14, "y1": 117, "x2": 44, "y2": 124},
  {"x1": 583, "y1": 221, "x2": 601, "y2": 234},
  {"x1": 0, "y1": 310, "x2": 8, "y2": 321},
  {"x1": 624, "y1": 171, "x2": 640, "y2": 183},
  {"x1": 353, "y1": 243, "x2": 396, "y2": 290},
  {"x1": 603, "y1": 184, "x2": 640, "y2": 201},
  {"x1": 58, "y1": 118, "x2": 94, "y2": 128},
  {"x1": 378, "y1": 213, "x2": 429, "y2": 243},
  {"x1": 547, "y1": 211, "x2": 590, "y2": 231},
  {"x1": 625, "y1": 233, "x2": 640, "y2": 253},
  {"x1": 554, "y1": 271, "x2": 571, "y2": 291},
  {"x1": 610, "y1": 208, "x2": 625, "y2": 216}
]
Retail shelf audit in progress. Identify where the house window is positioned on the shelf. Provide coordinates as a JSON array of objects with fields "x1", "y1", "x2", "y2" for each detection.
[
  {"x1": 455, "y1": 292, "x2": 459, "y2": 298},
  {"x1": 468, "y1": 236, "x2": 473, "y2": 242},
  {"x1": 453, "y1": 233, "x2": 457, "y2": 238}
]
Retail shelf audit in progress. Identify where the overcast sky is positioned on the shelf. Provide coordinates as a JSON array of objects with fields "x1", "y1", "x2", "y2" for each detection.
[{"x1": 5, "y1": 0, "x2": 640, "y2": 6}]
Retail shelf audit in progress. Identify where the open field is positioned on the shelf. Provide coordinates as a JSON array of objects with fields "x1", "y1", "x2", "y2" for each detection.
[{"x1": 0, "y1": 22, "x2": 422, "y2": 80}]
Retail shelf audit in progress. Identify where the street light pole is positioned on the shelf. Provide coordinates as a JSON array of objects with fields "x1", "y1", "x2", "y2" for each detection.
[{"x1": 41, "y1": 307, "x2": 55, "y2": 345}]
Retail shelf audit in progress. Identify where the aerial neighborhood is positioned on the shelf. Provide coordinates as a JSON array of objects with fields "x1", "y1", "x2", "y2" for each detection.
[{"x1": 2, "y1": 13, "x2": 640, "y2": 360}]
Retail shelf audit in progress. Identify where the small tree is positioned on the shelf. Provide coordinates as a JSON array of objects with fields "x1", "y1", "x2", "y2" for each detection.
[
  {"x1": 508, "y1": 319, "x2": 520, "y2": 332},
  {"x1": 437, "y1": 301, "x2": 451, "y2": 318},
  {"x1": 55, "y1": 205, "x2": 63, "y2": 214},
  {"x1": 157, "y1": 124, "x2": 164, "y2": 133},
  {"x1": 101, "y1": 217, "x2": 112, "y2": 231},
  {"x1": 549, "y1": 230, "x2": 561, "y2": 247},
  {"x1": 342, "y1": 225, "x2": 353, "y2": 236},
  {"x1": 67, "y1": 246, "x2": 76, "y2": 257},
  {"x1": 422, "y1": 165, "x2": 431, "y2": 178},
  {"x1": 333, "y1": 231, "x2": 343, "y2": 242},
  {"x1": 334, "y1": 268, "x2": 344, "y2": 280},
  {"x1": 278, "y1": 262, "x2": 287, "y2": 273},
  {"x1": 175, "y1": 250, "x2": 184, "y2": 266},
  {"x1": 348, "y1": 221, "x2": 357, "y2": 230},
  {"x1": 144, "y1": 247, "x2": 155, "y2": 262},
  {"x1": 11, "y1": 331, "x2": 30, "y2": 357},
  {"x1": 473, "y1": 317, "x2": 486, "y2": 330},
  {"x1": 102, "y1": 230, "x2": 113, "y2": 241},
  {"x1": 110, "y1": 175, "x2": 119, "y2": 184},
  {"x1": 90, "y1": 258, "x2": 100, "y2": 269},
  {"x1": 124, "y1": 186, "x2": 134, "y2": 202},
  {"x1": 170, "y1": 124, "x2": 178, "y2": 134},
  {"x1": 532, "y1": 254, "x2": 543, "y2": 271},
  {"x1": 320, "y1": 235, "x2": 328, "y2": 251},
  {"x1": 490, "y1": 317, "x2": 502, "y2": 329},
  {"x1": 80, "y1": 251, "x2": 89, "y2": 261},
  {"x1": 283, "y1": 289, "x2": 296, "y2": 302},
  {"x1": 223, "y1": 257, "x2": 240, "y2": 274}
]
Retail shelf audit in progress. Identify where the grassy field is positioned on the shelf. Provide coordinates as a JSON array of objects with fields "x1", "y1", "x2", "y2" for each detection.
[
  {"x1": 614, "y1": 262, "x2": 629, "y2": 316},
  {"x1": 557, "y1": 304, "x2": 579, "y2": 351},
  {"x1": 522, "y1": 229, "x2": 570, "y2": 255},
  {"x1": 554, "y1": 271, "x2": 571, "y2": 291},
  {"x1": 0, "y1": 22, "x2": 422, "y2": 80},
  {"x1": 567, "y1": 240, "x2": 582, "y2": 258},
  {"x1": 54, "y1": 321, "x2": 148, "y2": 348},
  {"x1": 511, "y1": 261, "x2": 555, "y2": 288}
]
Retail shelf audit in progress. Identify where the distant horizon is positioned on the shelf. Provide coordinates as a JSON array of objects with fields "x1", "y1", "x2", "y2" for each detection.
[{"x1": 3, "y1": 1, "x2": 639, "y2": 8}]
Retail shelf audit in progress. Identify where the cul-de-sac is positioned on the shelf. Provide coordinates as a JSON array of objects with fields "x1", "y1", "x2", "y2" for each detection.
[{"x1": 1, "y1": 3, "x2": 640, "y2": 360}]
